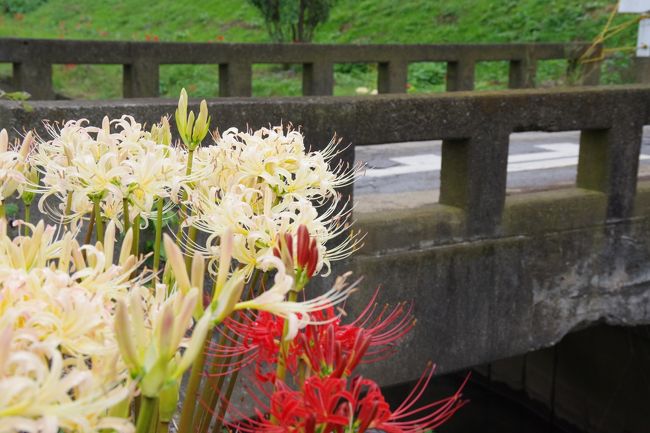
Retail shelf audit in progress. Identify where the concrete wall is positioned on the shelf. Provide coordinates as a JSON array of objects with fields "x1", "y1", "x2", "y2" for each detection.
[
  {"x1": 2, "y1": 86, "x2": 650, "y2": 387},
  {"x1": 0, "y1": 38, "x2": 601, "y2": 99}
]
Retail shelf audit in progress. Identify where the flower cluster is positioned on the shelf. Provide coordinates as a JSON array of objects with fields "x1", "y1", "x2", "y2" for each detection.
[
  {"x1": 210, "y1": 290, "x2": 415, "y2": 383},
  {"x1": 32, "y1": 115, "x2": 186, "y2": 228},
  {"x1": 0, "y1": 220, "x2": 137, "y2": 433},
  {"x1": 238, "y1": 366, "x2": 468, "y2": 433},
  {"x1": 201, "y1": 227, "x2": 467, "y2": 433},
  {"x1": 185, "y1": 124, "x2": 359, "y2": 277},
  {"x1": 0, "y1": 88, "x2": 467, "y2": 433}
]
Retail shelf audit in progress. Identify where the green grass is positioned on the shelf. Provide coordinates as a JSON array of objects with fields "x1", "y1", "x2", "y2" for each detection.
[{"x1": 0, "y1": 0, "x2": 639, "y2": 99}]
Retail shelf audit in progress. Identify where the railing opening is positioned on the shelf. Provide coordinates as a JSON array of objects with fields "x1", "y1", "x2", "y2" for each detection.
[
  {"x1": 334, "y1": 63, "x2": 377, "y2": 96},
  {"x1": 640, "y1": 126, "x2": 650, "y2": 182},
  {"x1": 537, "y1": 59, "x2": 571, "y2": 87},
  {"x1": 407, "y1": 62, "x2": 447, "y2": 94},
  {"x1": 600, "y1": 52, "x2": 635, "y2": 85},
  {"x1": 506, "y1": 130, "x2": 582, "y2": 195},
  {"x1": 474, "y1": 60, "x2": 509, "y2": 90},
  {"x1": 0, "y1": 63, "x2": 11, "y2": 90},
  {"x1": 252, "y1": 64, "x2": 301, "y2": 97},
  {"x1": 159, "y1": 65, "x2": 218, "y2": 99},
  {"x1": 354, "y1": 139, "x2": 441, "y2": 212},
  {"x1": 52, "y1": 64, "x2": 122, "y2": 99}
]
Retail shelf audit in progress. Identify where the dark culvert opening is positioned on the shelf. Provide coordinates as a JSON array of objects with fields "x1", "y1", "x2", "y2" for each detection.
[{"x1": 379, "y1": 324, "x2": 650, "y2": 433}]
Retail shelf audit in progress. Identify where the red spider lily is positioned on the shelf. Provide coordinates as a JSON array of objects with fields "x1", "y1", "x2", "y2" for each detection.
[
  {"x1": 205, "y1": 311, "x2": 303, "y2": 382},
  {"x1": 298, "y1": 318, "x2": 371, "y2": 379},
  {"x1": 315, "y1": 291, "x2": 416, "y2": 364},
  {"x1": 348, "y1": 365, "x2": 470, "y2": 433},
  {"x1": 274, "y1": 225, "x2": 319, "y2": 287},
  {"x1": 230, "y1": 364, "x2": 469, "y2": 433},
  {"x1": 204, "y1": 291, "x2": 414, "y2": 383}
]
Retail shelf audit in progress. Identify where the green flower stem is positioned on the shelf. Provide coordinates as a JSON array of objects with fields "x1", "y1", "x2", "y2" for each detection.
[
  {"x1": 196, "y1": 328, "x2": 233, "y2": 433},
  {"x1": 132, "y1": 214, "x2": 141, "y2": 257},
  {"x1": 297, "y1": 359, "x2": 307, "y2": 388},
  {"x1": 83, "y1": 209, "x2": 96, "y2": 246},
  {"x1": 153, "y1": 197, "x2": 164, "y2": 276},
  {"x1": 186, "y1": 148, "x2": 195, "y2": 176},
  {"x1": 157, "y1": 421, "x2": 170, "y2": 433},
  {"x1": 0, "y1": 203, "x2": 5, "y2": 219},
  {"x1": 211, "y1": 364, "x2": 242, "y2": 433},
  {"x1": 197, "y1": 271, "x2": 262, "y2": 433},
  {"x1": 135, "y1": 396, "x2": 157, "y2": 433},
  {"x1": 123, "y1": 198, "x2": 130, "y2": 233},
  {"x1": 24, "y1": 204, "x2": 30, "y2": 232},
  {"x1": 269, "y1": 288, "x2": 299, "y2": 425},
  {"x1": 274, "y1": 290, "x2": 299, "y2": 384},
  {"x1": 176, "y1": 148, "x2": 195, "y2": 245},
  {"x1": 179, "y1": 269, "x2": 257, "y2": 433},
  {"x1": 150, "y1": 401, "x2": 159, "y2": 433},
  {"x1": 62, "y1": 194, "x2": 73, "y2": 228},
  {"x1": 177, "y1": 339, "x2": 208, "y2": 433},
  {"x1": 93, "y1": 197, "x2": 104, "y2": 241},
  {"x1": 184, "y1": 224, "x2": 198, "y2": 271}
]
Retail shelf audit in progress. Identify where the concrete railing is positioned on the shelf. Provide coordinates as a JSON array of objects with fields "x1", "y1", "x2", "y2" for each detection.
[
  {"x1": 0, "y1": 38, "x2": 602, "y2": 99},
  {"x1": 2, "y1": 86, "x2": 650, "y2": 385}
]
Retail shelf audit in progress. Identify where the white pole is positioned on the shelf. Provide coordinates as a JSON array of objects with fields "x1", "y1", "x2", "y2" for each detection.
[{"x1": 637, "y1": 18, "x2": 650, "y2": 57}]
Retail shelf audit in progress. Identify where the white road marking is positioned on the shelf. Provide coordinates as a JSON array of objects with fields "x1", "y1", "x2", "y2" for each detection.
[{"x1": 365, "y1": 143, "x2": 650, "y2": 178}]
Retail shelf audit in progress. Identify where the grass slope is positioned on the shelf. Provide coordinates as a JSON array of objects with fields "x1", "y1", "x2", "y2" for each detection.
[{"x1": 0, "y1": 0, "x2": 638, "y2": 98}]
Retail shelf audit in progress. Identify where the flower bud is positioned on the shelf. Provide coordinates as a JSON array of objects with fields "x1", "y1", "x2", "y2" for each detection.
[
  {"x1": 174, "y1": 88, "x2": 211, "y2": 150},
  {"x1": 163, "y1": 234, "x2": 191, "y2": 293},
  {"x1": 151, "y1": 116, "x2": 172, "y2": 146},
  {"x1": 0, "y1": 129, "x2": 7, "y2": 153},
  {"x1": 273, "y1": 224, "x2": 320, "y2": 291},
  {"x1": 210, "y1": 269, "x2": 246, "y2": 323}
]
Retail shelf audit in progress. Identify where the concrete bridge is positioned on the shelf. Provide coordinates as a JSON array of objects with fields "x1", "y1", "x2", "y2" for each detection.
[
  {"x1": 2, "y1": 49, "x2": 650, "y2": 429},
  {"x1": 3, "y1": 84, "x2": 650, "y2": 369}
]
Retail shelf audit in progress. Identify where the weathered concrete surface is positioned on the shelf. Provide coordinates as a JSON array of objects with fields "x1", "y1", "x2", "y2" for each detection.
[{"x1": 349, "y1": 184, "x2": 650, "y2": 385}]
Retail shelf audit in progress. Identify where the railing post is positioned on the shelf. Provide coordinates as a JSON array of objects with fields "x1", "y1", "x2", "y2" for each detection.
[
  {"x1": 577, "y1": 109, "x2": 644, "y2": 220},
  {"x1": 302, "y1": 61, "x2": 334, "y2": 96},
  {"x1": 123, "y1": 60, "x2": 159, "y2": 98},
  {"x1": 446, "y1": 59, "x2": 475, "y2": 91},
  {"x1": 580, "y1": 58, "x2": 601, "y2": 86},
  {"x1": 635, "y1": 57, "x2": 650, "y2": 84},
  {"x1": 219, "y1": 62, "x2": 252, "y2": 97},
  {"x1": 509, "y1": 57, "x2": 537, "y2": 89},
  {"x1": 12, "y1": 61, "x2": 53, "y2": 100},
  {"x1": 377, "y1": 60, "x2": 408, "y2": 94},
  {"x1": 569, "y1": 44, "x2": 602, "y2": 86},
  {"x1": 439, "y1": 130, "x2": 510, "y2": 237}
]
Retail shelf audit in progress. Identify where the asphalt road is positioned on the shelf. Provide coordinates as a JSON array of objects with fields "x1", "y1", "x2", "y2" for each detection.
[{"x1": 353, "y1": 129, "x2": 650, "y2": 212}]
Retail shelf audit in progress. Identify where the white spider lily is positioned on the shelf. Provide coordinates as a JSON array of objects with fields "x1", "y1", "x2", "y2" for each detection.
[
  {"x1": 0, "y1": 219, "x2": 141, "y2": 360},
  {"x1": 182, "y1": 123, "x2": 362, "y2": 278},
  {"x1": 31, "y1": 116, "x2": 189, "y2": 227},
  {"x1": 0, "y1": 129, "x2": 33, "y2": 205},
  {"x1": 0, "y1": 328, "x2": 134, "y2": 433},
  {"x1": 235, "y1": 256, "x2": 358, "y2": 340}
]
